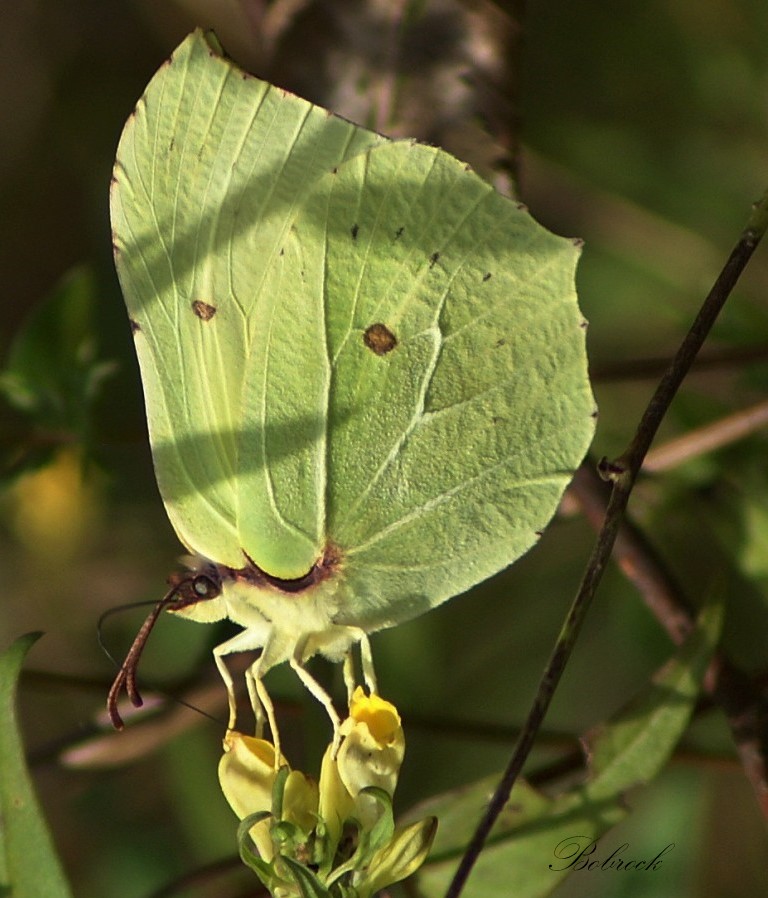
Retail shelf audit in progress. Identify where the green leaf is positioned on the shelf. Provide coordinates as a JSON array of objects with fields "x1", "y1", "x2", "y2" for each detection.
[
  {"x1": 110, "y1": 29, "x2": 595, "y2": 712},
  {"x1": 0, "y1": 267, "x2": 114, "y2": 438},
  {"x1": 236, "y1": 812, "x2": 274, "y2": 886},
  {"x1": 412, "y1": 595, "x2": 723, "y2": 898},
  {"x1": 356, "y1": 786, "x2": 395, "y2": 855},
  {"x1": 282, "y1": 855, "x2": 333, "y2": 898},
  {"x1": 0, "y1": 634, "x2": 74, "y2": 898},
  {"x1": 584, "y1": 592, "x2": 724, "y2": 792},
  {"x1": 327, "y1": 786, "x2": 395, "y2": 887},
  {"x1": 0, "y1": 267, "x2": 115, "y2": 485}
]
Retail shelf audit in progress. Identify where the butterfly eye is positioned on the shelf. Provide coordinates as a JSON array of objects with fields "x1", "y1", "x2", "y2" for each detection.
[{"x1": 192, "y1": 574, "x2": 220, "y2": 599}]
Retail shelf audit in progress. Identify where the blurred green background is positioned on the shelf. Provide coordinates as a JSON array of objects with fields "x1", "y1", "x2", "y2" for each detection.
[{"x1": 2, "y1": 1, "x2": 768, "y2": 896}]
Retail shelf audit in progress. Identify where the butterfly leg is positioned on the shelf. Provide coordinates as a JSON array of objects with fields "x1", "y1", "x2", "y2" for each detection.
[
  {"x1": 212, "y1": 624, "x2": 272, "y2": 731},
  {"x1": 342, "y1": 651, "x2": 356, "y2": 702},
  {"x1": 212, "y1": 645, "x2": 238, "y2": 731},
  {"x1": 245, "y1": 659, "x2": 280, "y2": 759},
  {"x1": 290, "y1": 635, "x2": 343, "y2": 753},
  {"x1": 358, "y1": 630, "x2": 377, "y2": 695},
  {"x1": 340, "y1": 627, "x2": 377, "y2": 702}
]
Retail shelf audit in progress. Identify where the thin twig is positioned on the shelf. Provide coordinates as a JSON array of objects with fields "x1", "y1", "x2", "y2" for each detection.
[
  {"x1": 591, "y1": 342, "x2": 768, "y2": 383},
  {"x1": 444, "y1": 191, "x2": 768, "y2": 898},
  {"x1": 571, "y1": 461, "x2": 768, "y2": 813},
  {"x1": 643, "y1": 397, "x2": 768, "y2": 472},
  {"x1": 570, "y1": 461, "x2": 695, "y2": 643}
]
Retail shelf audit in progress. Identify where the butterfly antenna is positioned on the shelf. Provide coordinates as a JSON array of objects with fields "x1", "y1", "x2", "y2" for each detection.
[
  {"x1": 106, "y1": 586, "x2": 180, "y2": 729},
  {"x1": 104, "y1": 571, "x2": 223, "y2": 729},
  {"x1": 97, "y1": 598, "x2": 159, "y2": 665}
]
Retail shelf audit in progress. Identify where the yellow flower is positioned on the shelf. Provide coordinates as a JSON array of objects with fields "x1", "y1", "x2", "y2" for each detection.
[
  {"x1": 218, "y1": 690, "x2": 433, "y2": 897},
  {"x1": 317, "y1": 736, "x2": 356, "y2": 853},
  {"x1": 218, "y1": 731, "x2": 287, "y2": 861},
  {"x1": 282, "y1": 770, "x2": 319, "y2": 833},
  {"x1": 336, "y1": 688, "x2": 405, "y2": 826}
]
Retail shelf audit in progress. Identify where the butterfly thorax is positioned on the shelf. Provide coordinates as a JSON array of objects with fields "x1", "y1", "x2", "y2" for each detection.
[{"x1": 169, "y1": 545, "x2": 350, "y2": 660}]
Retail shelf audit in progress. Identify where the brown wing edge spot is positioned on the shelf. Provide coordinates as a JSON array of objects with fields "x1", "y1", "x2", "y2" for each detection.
[
  {"x1": 129, "y1": 319, "x2": 141, "y2": 334},
  {"x1": 363, "y1": 323, "x2": 397, "y2": 355},
  {"x1": 192, "y1": 300, "x2": 217, "y2": 321}
]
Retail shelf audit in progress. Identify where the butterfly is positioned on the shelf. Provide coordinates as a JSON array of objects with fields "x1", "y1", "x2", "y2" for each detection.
[{"x1": 108, "y1": 30, "x2": 595, "y2": 748}]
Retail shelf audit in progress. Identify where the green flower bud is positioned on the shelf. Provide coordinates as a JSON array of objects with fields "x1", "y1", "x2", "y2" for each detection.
[{"x1": 360, "y1": 816, "x2": 438, "y2": 898}]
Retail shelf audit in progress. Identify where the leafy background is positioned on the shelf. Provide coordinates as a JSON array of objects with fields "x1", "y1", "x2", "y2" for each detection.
[{"x1": 1, "y1": 1, "x2": 768, "y2": 896}]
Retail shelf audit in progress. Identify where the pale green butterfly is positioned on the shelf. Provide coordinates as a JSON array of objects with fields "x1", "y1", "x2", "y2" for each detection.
[{"x1": 108, "y1": 30, "x2": 595, "y2": 747}]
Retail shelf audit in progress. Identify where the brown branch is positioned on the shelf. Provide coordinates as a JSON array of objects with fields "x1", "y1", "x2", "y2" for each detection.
[
  {"x1": 570, "y1": 461, "x2": 768, "y2": 815},
  {"x1": 570, "y1": 462, "x2": 695, "y2": 643}
]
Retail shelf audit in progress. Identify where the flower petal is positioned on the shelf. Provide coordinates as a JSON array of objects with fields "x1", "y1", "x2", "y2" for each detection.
[
  {"x1": 317, "y1": 742, "x2": 355, "y2": 857},
  {"x1": 337, "y1": 713, "x2": 405, "y2": 811},
  {"x1": 345, "y1": 687, "x2": 402, "y2": 744},
  {"x1": 283, "y1": 770, "x2": 319, "y2": 832},
  {"x1": 218, "y1": 731, "x2": 288, "y2": 861}
]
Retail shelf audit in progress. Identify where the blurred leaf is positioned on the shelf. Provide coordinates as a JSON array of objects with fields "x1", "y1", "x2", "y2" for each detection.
[
  {"x1": 0, "y1": 633, "x2": 74, "y2": 898},
  {"x1": 411, "y1": 595, "x2": 723, "y2": 898},
  {"x1": 0, "y1": 266, "x2": 115, "y2": 480},
  {"x1": 584, "y1": 593, "x2": 723, "y2": 787},
  {"x1": 735, "y1": 486, "x2": 768, "y2": 579}
]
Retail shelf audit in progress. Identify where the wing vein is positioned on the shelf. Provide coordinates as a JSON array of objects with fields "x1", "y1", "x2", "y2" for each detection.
[
  {"x1": 347, "y1": 470, "x2": 570, "y2": 557},
  {"x1": 337, "y1": 170, "x2": 489, "y2": 531}
]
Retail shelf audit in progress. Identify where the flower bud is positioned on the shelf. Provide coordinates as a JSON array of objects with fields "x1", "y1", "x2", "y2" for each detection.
[
  {"x1": 336, "y1": 688, "x2": 405, "y2": 827},
  {"x1": 361, "y1": 816, "x2": 438, "y2": 898}
]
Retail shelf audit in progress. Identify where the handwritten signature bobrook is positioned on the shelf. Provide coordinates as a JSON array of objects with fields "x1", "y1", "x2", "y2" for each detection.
[{"x1": 549, "y1": 837, "x2": 676, "y2": 872}]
